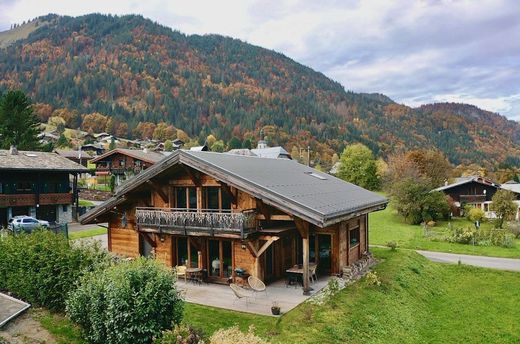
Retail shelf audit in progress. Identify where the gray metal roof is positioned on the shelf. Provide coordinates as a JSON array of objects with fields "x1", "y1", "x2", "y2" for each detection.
[
  {"x1": 0, "y1": 149, "x2": 87, "y2": 172},
  {"x1": 251, "y1": 146, "x2": 291, "y2": 159},
  {"x1": 81, "y1": 150, "x2": 387, "y2": 227}
]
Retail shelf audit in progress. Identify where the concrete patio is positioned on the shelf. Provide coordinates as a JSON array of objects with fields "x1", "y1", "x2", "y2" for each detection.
[{"x1": 177, "y1": 277, "x2": 330, "y2": 316}]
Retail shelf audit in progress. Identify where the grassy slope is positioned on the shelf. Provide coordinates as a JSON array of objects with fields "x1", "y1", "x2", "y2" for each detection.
[
  {"x1": 68, "y1": 227, "x2": 106, "y2": 240},
  {"x1": 370, "y1": 206, "x2": 520, "y2": 258},
  {"x1": 184, "y1": 248, "x2": 520, "y2": 343}
]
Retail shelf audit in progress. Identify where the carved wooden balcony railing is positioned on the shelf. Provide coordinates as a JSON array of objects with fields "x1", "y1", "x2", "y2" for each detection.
[
  {"x1": 135, "y1": 207, "x2": 257, "y2": 238},
  {"x1": 0, "y1": 193, "x2": 73, "y2": 207},
  {"x1": 460, "y1": 195, "x2": 486, "y2": 203}
]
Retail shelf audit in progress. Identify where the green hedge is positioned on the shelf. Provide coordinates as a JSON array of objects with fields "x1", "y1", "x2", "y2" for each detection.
[
  {"x1": 66, "y1": 257, "x2": 184, "y2": 344},
  {"x1": 0, "y1": 230, "x2": 108, "y2": 311}
]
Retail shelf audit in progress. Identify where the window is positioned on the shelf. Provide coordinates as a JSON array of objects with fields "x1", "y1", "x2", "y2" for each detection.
[
  {"x1": 175, "y1": 187, "x2": 197, "y2": 209},
  {"x1": 62, "y1": 205, "x2": 68, "y2": 212},
  {"x1": 350, "y1": 227, "x2": 360, "y2": 247},
  {"x1": 204, "y1": 187, "x2": 232, "y2": 211},
  {"x1": 204, "y1": 187, "x2": 220, "y2": 210},
  {"x1": 16, "y1": 182, "x2": 32, "y2": 193}
]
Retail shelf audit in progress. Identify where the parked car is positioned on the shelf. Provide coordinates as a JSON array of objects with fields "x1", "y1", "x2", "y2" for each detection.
[{"x1": 7, "y1": 216, "x2": 49, "y2": 233}]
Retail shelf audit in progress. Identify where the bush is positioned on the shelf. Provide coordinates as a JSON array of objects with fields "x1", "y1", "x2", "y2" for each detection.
[
  {"x1": 508, "y1": 223, "x2": 520, "y2": 238},
  {"x1": 465, "y1": 207, "x2": 485, "y2": 223},
  {"x1": 0, "y1": 230, "x2": 108, "y2": 311},
  {"x1": 154, "y1": 324, "x2": 206, "y2": 344},
  {"x1": 66, "y1": 257, "x2": 184, "y2": 344},
  {"x1": 209, "y1": 326, "x2": 267, "y2": 344},
  {"x1": 386, "y1": 241, "x2": 398, "y2": 250},
  {"x1": 365, "y1": 271, "x2": 381, "y2": 286}
]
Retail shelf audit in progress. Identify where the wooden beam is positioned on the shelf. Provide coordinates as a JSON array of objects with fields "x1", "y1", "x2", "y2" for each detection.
[
  {"x1": 146, "y1": 180, "x2": 168, "y2": 204},
  {"x1": 246, "y1": 241, "x2": 259, "y2": 258},
  {"x1": 220, "y1": 183, "x2": 237, "y2": 204},
  {"x1": 294, "y1": 217, "x2": 309, "y2": 238},
  {"x1": 139, "y1": 232, "x2": 157, "y2": 248},
  {"x1": 256, "y1": 237, "x2": 279, "y2": 257},
  {"x1": 256, "y1": 198, "x2": 271, "y2": 221},
  {"x1": 183, "y1": 166, "x2": 201, "y2": 186},
  {"x1": 256, "y1": 214, "x2": 292, "y2": 221}
]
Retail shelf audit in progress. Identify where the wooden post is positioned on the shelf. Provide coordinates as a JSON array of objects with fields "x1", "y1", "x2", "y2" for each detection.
[{"x1": 295, "y1": 218, "x2": 311, "y2": 295}]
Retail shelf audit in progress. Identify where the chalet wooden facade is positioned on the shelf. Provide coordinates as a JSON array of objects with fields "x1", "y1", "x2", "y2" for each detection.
[
  {"x1": 434, "y1": 176, "x2": 520, "y2": 217},
  {"x1": 81, "y1": 151, "x2": 387, "y2": 292},
  {"x1": 0, "y1": 147, "x2": 87, "y2": 226},
  {"x1": 90, "y1": 148, "x2": 168, "y2": 184}
]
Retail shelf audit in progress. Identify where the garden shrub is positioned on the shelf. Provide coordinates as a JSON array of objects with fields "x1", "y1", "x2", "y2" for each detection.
[
  {"x1": 66, "y1": 257, "x2": 184, "y2": 344},
  {"x1": 365, "y1": 271, "x2": 382, "y2": 286},
  {"x1": 154, "y1": 324, "x2": 206, "y2": 344},
  {"x1": 0, "y1": 230, "x2": 108, "y2": 311},
  {"x1": 465, "y1": 207, "x2": 485, "y2": 223},
  {"x1": 386, "y1": 241, "x2": 398, "y2": 250},
  {"x1": 209, "y1": 326, "x2": 267, "y2": 344}
]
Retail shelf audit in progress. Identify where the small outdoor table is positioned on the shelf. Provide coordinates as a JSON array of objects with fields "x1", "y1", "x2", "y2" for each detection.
[
  {"x1": 186, "y1": 268, "x2": 203, "y2": 284},
  {"x1": 285, "y1": 263, "x2": 317, "y2": 287}
]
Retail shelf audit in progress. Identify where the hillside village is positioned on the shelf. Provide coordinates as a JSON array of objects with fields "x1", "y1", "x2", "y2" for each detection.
[{"x1": 1, "y1": 8, "x2": 520, "y2": 344}]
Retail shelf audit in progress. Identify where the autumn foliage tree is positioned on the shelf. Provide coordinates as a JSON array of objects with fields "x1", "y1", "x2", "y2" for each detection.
[
  {"x1": 337, "y1": 143, "x2": 380, "y2": 190},
  {"x1": 490, "y1": 190, "x2": 517, "y2": 228},
  {"x1": 82, "y1": 113, "x2": 109, "y2": 133}
]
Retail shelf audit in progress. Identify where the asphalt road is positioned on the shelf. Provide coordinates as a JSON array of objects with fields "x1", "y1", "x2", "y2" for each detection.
[{"x1": 417, "y1": 250, "x2": 520, "y2": 272}]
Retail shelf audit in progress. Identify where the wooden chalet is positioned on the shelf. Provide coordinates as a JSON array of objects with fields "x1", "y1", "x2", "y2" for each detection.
[
  {"x1": 0, "y1": 146, "x2": 87, "y2": 226},
  {"x1": 90, "y1": 148, "x2": 168, "y2": 184},
  {"x1": 434, "y1": 176, "x2": 520, "y2": 217},
  {"x1": 81, "y1": 151, "x2": 387, "y2": 293}
]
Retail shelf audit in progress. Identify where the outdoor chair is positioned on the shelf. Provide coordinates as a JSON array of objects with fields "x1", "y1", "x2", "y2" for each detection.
[
  {"x1": 230, "y1": 283, "x2": 250, "y2": 307},
  {"x1": 248, "y1": 275, "x2": 267, "y2": 299},
  {"x1": 309, "y1": 264, "x2": 318, "y2": 284},
  {"x1": 175, "y1": 265, "x2": 187, "y2": 283}
]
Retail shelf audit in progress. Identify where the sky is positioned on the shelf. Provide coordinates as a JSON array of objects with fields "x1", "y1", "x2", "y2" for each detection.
[{"x1": 1, "y1": 0, "x2": 519, "y2": 120}]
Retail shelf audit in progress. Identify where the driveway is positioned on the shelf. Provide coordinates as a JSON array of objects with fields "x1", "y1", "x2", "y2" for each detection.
[
  {"x1": 417, "y1": 250, "x2": 520, "y2": 272},
  {"x1": 75, "y1": 234, "x2": 108, "y2": 250}
]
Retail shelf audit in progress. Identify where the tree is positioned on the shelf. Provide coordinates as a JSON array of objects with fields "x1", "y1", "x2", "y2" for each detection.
[
  {"x1": 211, "y1": 140, "x2": 225, "y2": 152},
  {"x1": 242, "y1": 138, "x2": 252, "y2": 149},
  {"x1": 56, "y1": 133, "x2": 70, "y2": 148},
  {"x1": 153, "y1": 122, "x2": 175, "y2": 141},
  {"x1": 0, "y1": 90, "x2": 42, "y2": 150},
  {"x1": 228, "y1": 136, "x2": 242, "y2": 150},
  {"x1": 164, "y1": 139, "x2": 173, "y2": 152},
  {"x1": 337, "y1": 143, "x2": 380, "y2": 190},
  {"x1": 391, "y1": 178, "x2": 450, "y2": 224},
  {"x1": 109, "y1": 137, "x2": 116, "y2": 150},
  {"x1": 491, "y1": 190, "x2": 517, "y2": 228},
  {"x1": 405, "y1": 149, "x2": 453, "y2": 187}
]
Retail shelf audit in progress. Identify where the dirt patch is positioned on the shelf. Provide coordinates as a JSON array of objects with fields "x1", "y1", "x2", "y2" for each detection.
[{"x1": 0, "y1": 310, "x2": 55, "y2": 344}]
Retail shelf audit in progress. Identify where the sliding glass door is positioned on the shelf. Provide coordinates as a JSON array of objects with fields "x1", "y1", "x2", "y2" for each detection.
[{"x1": 207, "y1": 239, "x2": 233, "y2": 280}]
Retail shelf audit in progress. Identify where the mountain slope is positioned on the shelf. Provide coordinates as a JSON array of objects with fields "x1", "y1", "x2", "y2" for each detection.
[{"x1": 0, "y1": 13, "x2": 519, "y2": 168}]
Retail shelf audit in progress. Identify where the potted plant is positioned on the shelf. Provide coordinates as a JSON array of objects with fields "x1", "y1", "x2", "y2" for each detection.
[{"x1": 271, "y1": 301, "x2": 281, "y2": 315}]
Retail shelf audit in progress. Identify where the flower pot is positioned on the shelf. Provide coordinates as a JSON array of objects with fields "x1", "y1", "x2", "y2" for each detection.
[{"x1": 271, "y1": 306, "x2": 281, "y2": 315}]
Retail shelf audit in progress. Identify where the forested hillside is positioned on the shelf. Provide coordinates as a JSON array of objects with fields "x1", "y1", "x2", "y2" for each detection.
[{"x1": 1, "y1": 13, "x2": 519, "y2": 168}]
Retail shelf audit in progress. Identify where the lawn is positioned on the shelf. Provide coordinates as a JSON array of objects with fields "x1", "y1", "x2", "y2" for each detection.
[
  {"x1": 370, "y1": 206, "x2": 520, "y2": 258},
  {"x1": 184, "y1": 248, "x2": 520, "y2": 343},
  {"x1": 68, "y1": 227, "x2": 107, "y2": 240},
  {"x1": 37, "y1": 248, "x2": 520, "y2": 343}
]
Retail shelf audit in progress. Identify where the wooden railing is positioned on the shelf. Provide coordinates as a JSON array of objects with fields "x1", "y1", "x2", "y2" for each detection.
[
  {"x1": 0, "y1": 193, "x2": 73, "y2": 207},
  {"x1": 135, "y1": 207, "x2": 257, "y2": 237}
]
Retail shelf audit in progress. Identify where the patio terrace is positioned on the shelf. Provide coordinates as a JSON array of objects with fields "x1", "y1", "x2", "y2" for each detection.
[{"x1": 177, "y1": 277, "x2": 330, "y2": 316}]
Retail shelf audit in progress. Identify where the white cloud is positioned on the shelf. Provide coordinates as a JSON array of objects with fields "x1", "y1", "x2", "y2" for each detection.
[{"x1": 0, "y1": 0, "x2": 519, "y2": 119}]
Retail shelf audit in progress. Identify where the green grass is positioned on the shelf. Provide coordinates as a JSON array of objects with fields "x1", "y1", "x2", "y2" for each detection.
[
  {"x1": 184, "y1": 248, "x2": 520, "y2": 343},
  {"x1": 35, "y1": 309, "x2": 86, "y2": 344},
  {"x1": 370, "y1": 206, "x2": 520, "y2": 258},
  {"x1": 78, "y1": 199, "x2": 95, "y2": 207},
  {"x1": 69, "y1": 227, "x2": 107, "y2": 240}
]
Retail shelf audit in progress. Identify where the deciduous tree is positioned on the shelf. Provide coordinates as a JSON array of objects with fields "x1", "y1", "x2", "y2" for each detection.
[
  {"x1": 337, "y1": 143, "x2": 380, "y2": 190},
  {"x1": 491, "y1": 190, "x2": 517, "y2": 228}
]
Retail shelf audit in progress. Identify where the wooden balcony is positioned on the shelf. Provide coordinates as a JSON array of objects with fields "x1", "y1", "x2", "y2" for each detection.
[
  {"x1": 0, "y1": 193, "x2": 73, "y2": 207},
  {"x1": 460, "y1": 195, "x2": 486, "y2": 203},
  {"x1": 135, "y1": 207, "x2": 257, "y2": 238}
]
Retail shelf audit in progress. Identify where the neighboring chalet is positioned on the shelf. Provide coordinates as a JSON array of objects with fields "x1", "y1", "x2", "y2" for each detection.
[
  {"x1": 81, "y1": 144, "x2": 105, "y2": 156},
  {"x1": 0, "y1": 146, "x2": 87, "y2": 226},
  {"x1": 81, "y1": 150, "x2": 387, "y2": 292},
  {"x1": 227, "y1": 138, "x2": 292, "y2": 160},
  {"x1": 90, "y1": 148, "x2": 168, "y2": 184},
  {"x1": 434, "y1": 176, "x2": 520, "y2": 218},
  {"x1": 54, "y1": 149, "x2": 93, "y2": 167}
]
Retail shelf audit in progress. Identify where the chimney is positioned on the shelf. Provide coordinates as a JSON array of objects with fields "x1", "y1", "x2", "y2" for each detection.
[
  {"x1": 143, "y1": 148, "x2": 149, "y2": 153},
  {"x1": 9, "y1": 145, "x2": 18, "y2": 155},
  {"x1": 444, "y1": 180, "x2": 448, "y2": 186}
]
